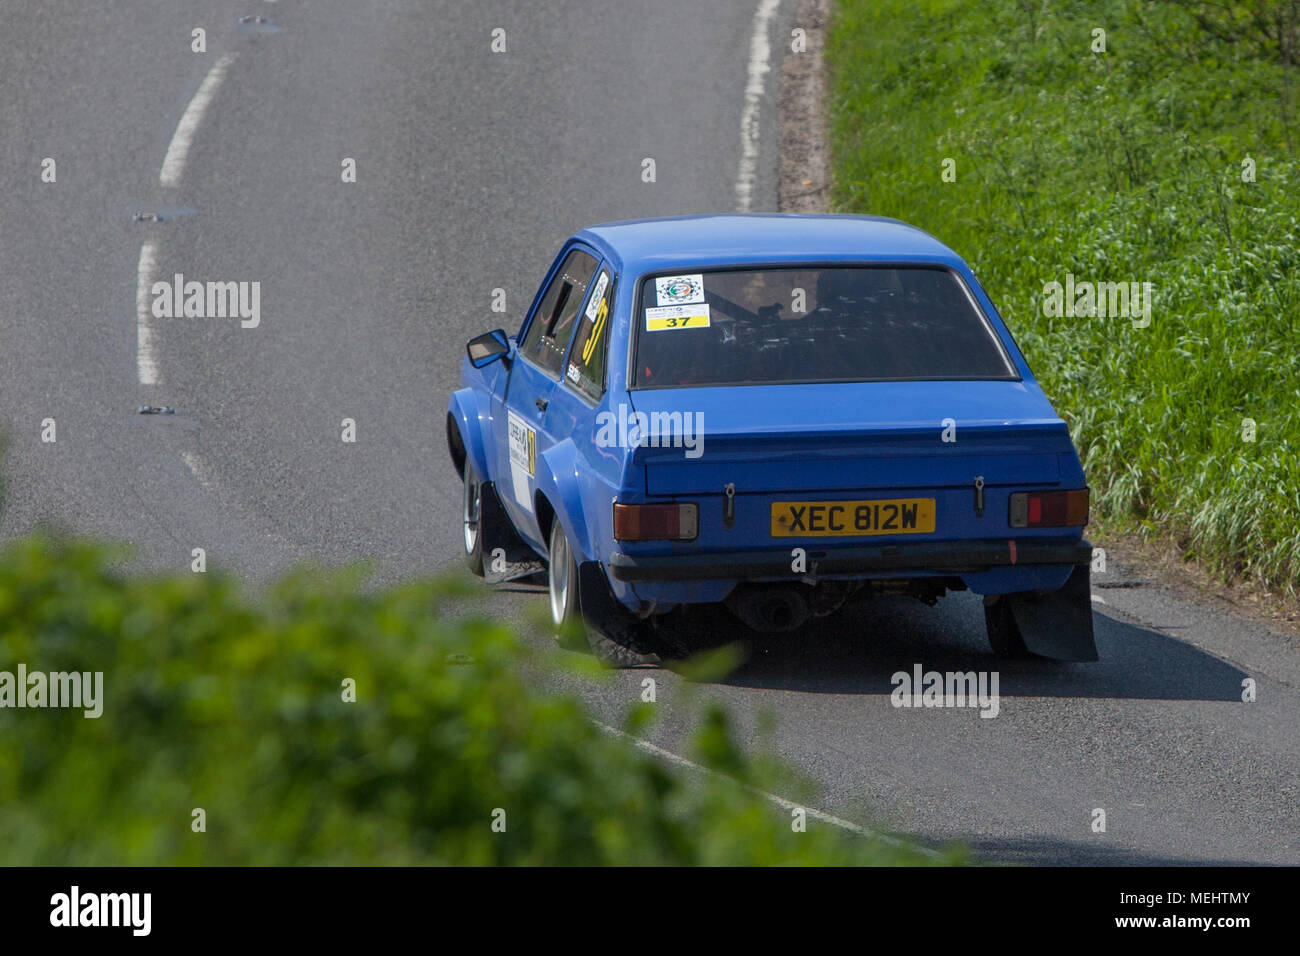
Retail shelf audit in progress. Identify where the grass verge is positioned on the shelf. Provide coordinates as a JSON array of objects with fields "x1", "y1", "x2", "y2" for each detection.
[{"x1": 829, "y1": 0, "x2": 1300, "y2": 590}]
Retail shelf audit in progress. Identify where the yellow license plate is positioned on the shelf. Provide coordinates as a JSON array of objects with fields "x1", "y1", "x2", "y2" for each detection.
[{"x1": 770, "y1": 498, "x2": 936, "y2": 537}]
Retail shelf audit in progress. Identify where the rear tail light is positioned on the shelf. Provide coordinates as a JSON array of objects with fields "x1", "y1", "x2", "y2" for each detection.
[
  {"x1": 1008, "y1": 489, "x2": 1089, "y2": 528},
  {"x1": 613, "y1": 502, "x2": 698, "y2": 541}
]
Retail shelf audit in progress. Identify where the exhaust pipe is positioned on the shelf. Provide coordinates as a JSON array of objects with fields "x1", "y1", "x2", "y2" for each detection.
[{"x1": 727, "y1": 586, "x2": 809, "y2": 632}]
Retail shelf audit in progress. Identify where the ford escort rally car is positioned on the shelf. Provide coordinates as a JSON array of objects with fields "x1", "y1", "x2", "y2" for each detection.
[{"x1": 447, "y1": 214, "x2": 1097, "y2": 666}]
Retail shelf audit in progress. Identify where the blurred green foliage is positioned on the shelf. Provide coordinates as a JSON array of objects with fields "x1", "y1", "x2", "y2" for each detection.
[
  {"x1": 829, "y1": 0, "x2": 1300, "y2": 589},
  {"x1": 0, "y1": 533, "x2": 945, "y2": 865}
]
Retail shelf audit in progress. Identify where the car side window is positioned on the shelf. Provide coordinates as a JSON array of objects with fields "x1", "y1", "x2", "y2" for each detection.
[
  {"x1": 564, "y1": 268, "x2": 613, "y2": 402},
  {"x1": 520, "y1": 248, "x2": 599, "y2": 378}
]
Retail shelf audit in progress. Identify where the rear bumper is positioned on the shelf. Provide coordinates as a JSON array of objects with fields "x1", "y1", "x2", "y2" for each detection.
[{"x1": 607, "y1": 538, "x2": 1092, "y2": 582}]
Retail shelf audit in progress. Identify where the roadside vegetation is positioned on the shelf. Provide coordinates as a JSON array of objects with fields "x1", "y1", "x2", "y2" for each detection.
[
  {"x1": 0, "y1": 533, "x2": 947, "y2": 865},
  {"x1": 829, "y1": 0, "x2": 1300, "y2": 590}
]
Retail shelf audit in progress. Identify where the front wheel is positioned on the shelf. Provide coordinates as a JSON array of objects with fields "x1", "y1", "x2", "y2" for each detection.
[{"x1": 462, "y1": 461, "x2": 485, "y2": 576}]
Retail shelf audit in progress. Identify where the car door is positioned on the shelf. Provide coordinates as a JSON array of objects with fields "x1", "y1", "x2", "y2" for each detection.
[{"x1": 498, "y1": 244, "x2": 600, "y2": 540}]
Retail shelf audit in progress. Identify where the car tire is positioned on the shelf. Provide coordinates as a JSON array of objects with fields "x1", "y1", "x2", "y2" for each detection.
[
  {"x1": 983, "y1": 594, "x2": 1032, "y2": 658},
  {"x1": 548, "y1": 519, "x2": 586, "y2": 650},
  {"x1": 548, "y1": 521, "x2": 660, "y2": 666},
  {"x1": 583, "y1": 618, "x2": 661, "y2": 669},
  {"x1": 574, "y1": 561, "x2": 662, "y2": 668},
  {"x1": 462, "y1": 461, "x2": 485, "y2": 576}
]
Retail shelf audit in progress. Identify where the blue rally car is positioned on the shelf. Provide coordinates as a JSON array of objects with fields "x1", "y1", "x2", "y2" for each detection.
[{"x1": 447, "y1": 214, "x2": 1097, "y2": 665}]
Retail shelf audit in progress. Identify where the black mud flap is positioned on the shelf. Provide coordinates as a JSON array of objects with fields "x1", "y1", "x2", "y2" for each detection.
[
  {"x1": 577, "y1": 562, "x2": 661, "y2": 667},
  {"x1": 1006, "y1": 564, "x2": 1098, "y2": 662},
  {"x1": 480, "y1": 482, "x2": 545, "y2": 584}
]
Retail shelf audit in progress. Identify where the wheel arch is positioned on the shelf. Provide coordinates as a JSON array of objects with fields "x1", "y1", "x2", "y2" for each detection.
[
  {"x1": 533, "y1": 440, "x2": 596, "y2": 565},
  {"x1": 446, "y1": 388, "x2": 492, "y2": 481}
]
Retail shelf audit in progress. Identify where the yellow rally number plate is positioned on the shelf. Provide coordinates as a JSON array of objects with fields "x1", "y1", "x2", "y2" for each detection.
[{"x1": 770, "y1": 498, "x2": 936, "y2": 537}]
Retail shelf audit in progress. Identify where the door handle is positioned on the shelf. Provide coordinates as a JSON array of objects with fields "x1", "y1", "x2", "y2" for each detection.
[{"x1": 535, "y1": 397, "x2": 549, "y2": 412}]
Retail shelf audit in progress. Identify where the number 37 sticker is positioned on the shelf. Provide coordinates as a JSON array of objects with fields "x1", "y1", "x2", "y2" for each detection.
[{"x1": 645, "y1": 304, "x2": 711, "y2": 331}]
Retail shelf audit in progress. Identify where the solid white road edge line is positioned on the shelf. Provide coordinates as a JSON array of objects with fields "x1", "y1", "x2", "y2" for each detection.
[
  {"x1": 735, "y1": 0, "x2": 781, "y2": 212},
  {"x1": 595, "y1": 720, "x2": 941, "y2": 857}
]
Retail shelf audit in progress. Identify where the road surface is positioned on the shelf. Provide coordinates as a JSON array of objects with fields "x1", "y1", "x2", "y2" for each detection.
[{"x1": 0, "y1": 0, "x2": 1294, "y2": 864}]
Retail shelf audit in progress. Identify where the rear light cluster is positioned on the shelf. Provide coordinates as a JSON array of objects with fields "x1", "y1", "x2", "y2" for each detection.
[
  {"x1": 613, "y1": 502, "x2": 698, "y2": 541},
  {"x1": 1008, "y1": 489, "x2": 1089, "y2": 528}
]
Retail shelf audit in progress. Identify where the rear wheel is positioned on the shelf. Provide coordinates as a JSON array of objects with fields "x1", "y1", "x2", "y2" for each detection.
[
  {"x1": 548, "y1": 519, "x2": 660, "y2": 666},
  {"x1": 984, "y1": 594, "x2": 1032, "y2": 658},
  {"x1": 462, "y1": 461, "x2": 484, "y2": 576},
  {"x1": 548, "y1": 519, "x2": 585, "y2": 650}
]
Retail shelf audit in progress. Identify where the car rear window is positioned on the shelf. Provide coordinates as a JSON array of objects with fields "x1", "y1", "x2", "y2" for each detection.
[{"x1": 631, "y1": 266, "x2": 1017, "y2": 388}]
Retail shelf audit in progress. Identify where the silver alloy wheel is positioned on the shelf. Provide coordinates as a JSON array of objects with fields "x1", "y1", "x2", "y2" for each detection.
[
  {"x1": 462, "y1": 470, "x2": 480, "y2": 555},
  {"x1": 548, "y1": 523, "x2": 570, "y2": 628}
]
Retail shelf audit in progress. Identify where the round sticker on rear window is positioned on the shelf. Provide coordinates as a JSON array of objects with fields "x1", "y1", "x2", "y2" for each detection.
[{"x1": 655, "y1": 274, "x2": 705, "y2": 306}]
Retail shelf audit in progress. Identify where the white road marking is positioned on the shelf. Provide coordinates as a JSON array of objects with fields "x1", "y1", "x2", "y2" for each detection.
[
  {"x1": 1091, "y1": 593, "x2": 1106, "y2": 604},
  {"x1": 159, "y1": 52, "x2": 238, "y2": 188},
  {"x1": 136, "y1": 241, "x2": 160, "y2": 385},
  {"x1": 735, "y1": 0, "x2": 781, "y2": 212},
  {"x1": 181, "y1": 452, "x2": 216, "y2": 491},
  {"x1": 595, "y1": 720, "x2": 940, "y2": 856}
]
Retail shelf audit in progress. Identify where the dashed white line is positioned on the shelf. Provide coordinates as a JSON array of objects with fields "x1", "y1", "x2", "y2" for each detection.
[
  {"x1": 181, "y1": 452, "x2": 216, "y2": 491},
  {"x1": 160, "y1": 52, "x2": 238, "y2": 189},
  {"x1": 595, "y1": 720, "x2": 940, "y2": 856},
  {"x1": 735, "y1": 0, "x2": 781, "y2": 212},
  {"x1": 136, "y1": 240, "x2": 160, "y2": 385}
]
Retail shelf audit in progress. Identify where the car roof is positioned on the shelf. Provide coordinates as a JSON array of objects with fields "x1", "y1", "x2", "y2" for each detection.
[{"x1": 575, "y1": 213, "x2": 966, "y2": 275}]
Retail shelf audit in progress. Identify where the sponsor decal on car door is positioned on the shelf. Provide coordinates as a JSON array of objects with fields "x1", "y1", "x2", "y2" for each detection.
[{"x1": 507, "y1": 411, "x2": 537, "y2": 511}]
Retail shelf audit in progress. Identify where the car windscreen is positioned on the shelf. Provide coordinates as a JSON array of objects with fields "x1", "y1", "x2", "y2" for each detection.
[{"x1": 631, "y1": 266, "x2": 1017, "y2": 388}]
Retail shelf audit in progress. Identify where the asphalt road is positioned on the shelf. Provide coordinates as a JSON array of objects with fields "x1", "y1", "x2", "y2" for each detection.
[{"x1": 0, "y1": 0, "x2": 1295, "y2": 865}]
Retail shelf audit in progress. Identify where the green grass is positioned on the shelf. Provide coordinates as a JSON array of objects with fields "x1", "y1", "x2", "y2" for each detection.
[
  {"x1": 0, "y1": 533, "x2": 949, "y2": 865},
  {"x1": 829, "y1": 0, "x2": 1300, "y2": 589}
]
